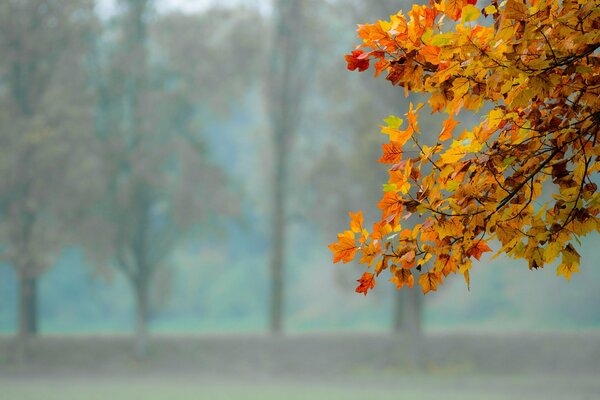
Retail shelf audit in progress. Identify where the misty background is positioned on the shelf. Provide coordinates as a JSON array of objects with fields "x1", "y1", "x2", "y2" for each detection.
[{"x1": 0, "y1": 0, "x2": 598, "y2": 399}]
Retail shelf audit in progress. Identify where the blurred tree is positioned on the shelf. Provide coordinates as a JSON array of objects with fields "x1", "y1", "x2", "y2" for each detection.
[
  {"x1": 267, "y1": 0, "x2": 312, "y2": 334},
  {"x1": 85, "y1": 1, "x2": 263, "y2": 357},
  {"x1": 307, "y1": 0, "x2": 427, "y2": 338},
  {"x1": 0, "y1": 0, "x2": 95, "y2": 361}
]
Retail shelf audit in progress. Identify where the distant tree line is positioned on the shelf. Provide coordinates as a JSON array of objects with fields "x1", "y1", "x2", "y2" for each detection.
[{"x1": 0, "y1": 0, "x2": 428, "y2": 362}]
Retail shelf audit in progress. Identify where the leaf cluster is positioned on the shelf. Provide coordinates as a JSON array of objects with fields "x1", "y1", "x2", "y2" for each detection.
[{"x1": 330, "y1": 0, "x2": 600, "y2": 294}]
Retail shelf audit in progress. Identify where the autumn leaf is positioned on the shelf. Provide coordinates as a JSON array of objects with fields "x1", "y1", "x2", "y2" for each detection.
[
  {"x1": 359, "y1": 241, "x2": 381, "y2": 266},
  {"x1": 329, "y1": 230, "x2": 358, "y2": 264},
  {"x1": 444, "y1": 0, "x2": 464, "y2": 21},
  {"x1": 374, "y1": 257, "x2": 389, "y2": 276},
  {"x1": 420, "y1": 45, "x2": 441, "y2": 65},
  {"x1": 466, "y1": 241, "x2": 492, "y2": 261},
  {"x1": 378, "y1": 192, "x2": 404, "y2": 220},
  {"x1": 438, "y1": 114, "x2": 459, "y2": 141},
  {"x1": 379, "y1": 141, "x2": 404, "y2": 164},
  {"x1": 390, "y1": 268, "x2": 414, "y2": 289},
  {"x1": 334, "y1": 0, "x2": 599, "y2": 296},
  {"x1": 349, "y1": 211, "x2": 363, "y2": 233},
  {"x1": 556, "y1": 263, "x2": 580, "y2": 281},
  {"x1": 418, "y1": 272, "x2": 442, "y2": 294},
  {"x1": 557, "y1": 244, "x2": 581, "y2": 280},
  {"x1": 356, "y1": 272, "x2": 376, "y2": 295},
  {"x1": 345, "y1": 50, "x2": 370, "y2": 72},
  {"x1": 504, "y1": 0, "x2": 528, "y2": 21}
]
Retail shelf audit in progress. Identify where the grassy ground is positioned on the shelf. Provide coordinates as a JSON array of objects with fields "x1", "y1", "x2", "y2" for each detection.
[
  {"x1": 2, "y1": 374, "x2": 599, "y2": 400},
  {"x1": 0, "y1": 332, "x2": 598, "y2": 399}
]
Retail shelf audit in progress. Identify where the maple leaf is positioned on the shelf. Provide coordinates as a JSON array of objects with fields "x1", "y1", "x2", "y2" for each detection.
[
  {"x1": 329, "y1": 230, "x2": 358, "y2": 264},
  {"x1": 334, "y1": 0, "x2": 599, "y2": 296},
  {"x1": 349, "y1": 211, "x2": 363, "y2": 233},
  {"x1": 345, "y1": 50, "x2": 370, "y2": 72},
  {"x1": 356, "y1": 272, "x2": 376, "y2": 295},
  {"x1": 379, "y1": 141, "x2": 404, "y2": 164},
  {"x1": 556, "y1": 263, "x2": 579, "y2": 281},
  {"x1": 557, "y1": 244, "x2": 581, "y2": 280},
  {"x1": 359, "y1": 241, "x2": 381, "y2": 266},
  {"x1": 466, "y1": 241, "x2": 492, "y2": 261},
  {"x1": 418, "y1": 272, "x2": 442, "y2": 294},
  {"x1": 378, "y1": 192, "x2": 404, "y2": 220},
  {"x1": 390, "y1": 268, "x2": 414, "y2": 289},
  {"x1": 438, "y1": 114, "x2": 459, "y2": 141},
  {"x1": 444, "y1": 0, "x2": 464, "y2": 21}
]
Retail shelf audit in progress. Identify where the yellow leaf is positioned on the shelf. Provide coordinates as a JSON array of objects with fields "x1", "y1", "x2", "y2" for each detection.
[
  {"x1": 484, "y1": 4, "x2": 497, "y2": 15},
  {"x1": 461, "y1": 5, "x2": 480, "y2": 23},
  {"x1": 440, "y1": 142, "x2": 467, "y2": 164},
  {"x1": 452, "y1": 77, "x2": 470, "y2": 99},
  {"x1": 380, "y1": 126, "x2": 414, "y2": 145},
  {"x1": 418, "y1": 272, "x2": 442, "y2": 294},
  {"x1": 486, "y1": 108, "x2": 504, "y2": 131},
  {"x1": 556, "y1": 263, "x2": 579, "y2": 281}
]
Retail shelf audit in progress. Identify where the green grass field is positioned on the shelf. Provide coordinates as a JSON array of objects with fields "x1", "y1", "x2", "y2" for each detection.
[
  {"x1": 1, "y1": 333, "x2": 598, "y2": 399},
  {"x1": 2, "y1": 374, "x2": 599, "y2": 400}
]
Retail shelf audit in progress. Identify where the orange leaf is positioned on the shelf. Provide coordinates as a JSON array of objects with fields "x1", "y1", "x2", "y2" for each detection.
[
  {"x1": 379, "y1": 141, "x2": 404, "y2": 164},
  {"x1": 378, "y1": 192, "x2": 404, "y2": 220},
  {"x1": 371, "y1": 221, "x2": 393, "y2": 241},
  {"x1": 504, "y1": 0, "x2": 528, "y2": 21},
  {"x1": 420, "y1": 45, "x2": 440, "y2": 65},
  {"x1": 418, "y1": 272, "x2": 442, "y2": 294},
  {"x1": 359, "y1": 241, "x2": 381, "y2": 266},
  {"x1": 356, "y1": 272, "x2": 376, "y2": 295},
  {"x1": 406, "y1": 102, "x2": 421, "y2": 133},
  {"x1": 374, "y1": 257, "x2": 389, "y2": 275},
  {"x1": 329, "y1": 230, "x2": 358, "y2": 264},
  {"x1": 438, "y1": 114, "x2": 459, "y2": 141},
  {"x1": 444, "y1": 0, "x2": 464, "y2": 21},
  {"x1": 374, "y1": 59, "x2": 390, "y2": 78},
  {"x1": 466, "y1": 241, "x2": 492, "y2": 261},
  {"x1": 400, "y1": 250, "x2": 416, "y2": 269},
  {"x1": 390, "y1": 268, "x2": 414, "y2": 289},
  {"x1": 349, "y1": 211, "x2": 363, "y2": 233}
]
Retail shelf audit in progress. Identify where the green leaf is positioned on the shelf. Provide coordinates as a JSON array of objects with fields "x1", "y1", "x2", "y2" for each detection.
[
  {"x1": 383, "y1": 183, "x2": 398, "y2": 192},
  {"x1": 431, "y1": 33, "x2": 455, "y2": 46},
  {"x1": 503, "y1": 156, "x2": 516, "y2": 168},
  {"x1": 446, "y1": 180, "x2": 460, "y2": 192},
  {"x1": 384, "y1": 115, "x2": 404, "y2": 129}
]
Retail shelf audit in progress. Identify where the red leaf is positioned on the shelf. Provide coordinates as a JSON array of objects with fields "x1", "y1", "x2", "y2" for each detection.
[
  {"x1": 466, "y1": 241, "x2": 492, "y2": 261},
  {"x1": 345, "y1": 50, "x2": 370, "y2": 72},
  {"x1": 356, "y1": 272, "x2": 376, "y2": 295}
]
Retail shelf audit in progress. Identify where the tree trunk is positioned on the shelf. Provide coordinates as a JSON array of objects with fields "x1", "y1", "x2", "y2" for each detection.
[
  {"x1": 392, "y1": 289, "x2": 406, "y2": 334},
  {"x1": 392, "y1": 284, "x2": 423, "y2": 338},
  {"x1": 133, "y1": 280, "x2": 149, "y2": 360},
  {"x1": 269, "y1": 132, "x2": 286, "y2": 334},
  {"x1": 405, "y1": 289, "x2": 422, "y2": 338},
  {"x1": 16, "y1": 273, "x2": 35, "y2": 363},
  {"x1": 267, "y1": 0, "x2": 308, "y2": 336},
  {"x1": 25, "y1": 277, "x2": 38, "y2": 334},
  {"x1": 404, "y1": 289, "x2": 424, "y2": 367}
]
